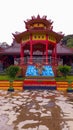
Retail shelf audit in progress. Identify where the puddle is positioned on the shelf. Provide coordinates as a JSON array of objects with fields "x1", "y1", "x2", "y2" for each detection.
[
  {"x1": 0, "y1": 114, "x2": 14, "y2": 130},
  {"x1": 61, "y1": 121, "x2": 73, "y2": 130},
  {"x1": 17, "y1": 120, "x2": 39, "y2": 130},
  {"x1": 0, "y1": 90, "x2": 73, "y2": 130},
  {"x1": 41, "y1": 111, "x2": 51, "y2": 117},
  {"x1": 38, "y1": 125, "x2": 49, "y2": 130},
  {"x1": 29, "y1": 108, "x2": 41, "y2": 113},
  {"x1": 46, "y1": 102, "x2": 55, "y2": 107},
  {"x1": 56, "y1": 100, "x2": 73, "y2": 119}
]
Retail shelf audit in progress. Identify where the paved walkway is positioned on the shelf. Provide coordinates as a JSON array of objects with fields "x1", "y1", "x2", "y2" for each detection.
[{"x1": 0, "y1": 90, "x2": 73, "y2": 130}]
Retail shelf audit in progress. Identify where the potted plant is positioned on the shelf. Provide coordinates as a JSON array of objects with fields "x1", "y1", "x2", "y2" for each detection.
[{"x1": 6, "y1": 65, "x2": 20, "y2": 92}]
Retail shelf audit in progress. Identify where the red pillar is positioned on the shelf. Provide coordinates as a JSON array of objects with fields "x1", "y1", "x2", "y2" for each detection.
[
  {"x1": 57, "y1": 55, "x2": 60, "y2": 65},
  {"x1": 29, "y1": 34, "x2": 33, "y2": 64},
  {"x1": 52, "y1": 47, "x2": 54, "y2": 65},
  {"x1": 52, "y1": 44, "x2": 57, "y2": 66},
  {"x1": 54, "y1": 44, "x2": 57, "y2": 65},
  {"x1": 43, "y1": 51, "x2": 45, "y2": 64},
  {"x1": 46, "y1": 34, "x2": 48, "y2": 64},
  {"x1": 20, "y1": 43, "x2": 24, "y2": 65}
]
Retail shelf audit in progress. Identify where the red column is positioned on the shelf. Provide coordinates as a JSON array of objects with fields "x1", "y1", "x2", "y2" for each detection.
[
  {"x1": 43, "y1": 51, "x2": 44, "y2": 64},
  {"x1": 30, "y1": 34, "x2": 33, "y2": 64},
  {"x1": 54, "y1": 44, "x2": 57, "y2": 65},
  {"x1": 46, "y1": 34, "x2": 48, "y2": 64},
  {"x1": 52, "y1": 44, "x2": 57, "y2": 66},
  {"x1": 57, "y1": 55, "x2": 60, "y2": 66},
  {"x1": 52, "y1": 47, "x2": 54, "y2": 66},
  {"x1": 20, "y1": 43, "x2": 24, "y2": 65}
]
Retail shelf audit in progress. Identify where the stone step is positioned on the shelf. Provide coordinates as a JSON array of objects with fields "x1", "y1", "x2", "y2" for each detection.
[
  {"x1": 23, "y1": 86, "x2": 56, "y2": 90},
  {"x1": 24, "y1": 79, "x2": 56, "y2": 85}
]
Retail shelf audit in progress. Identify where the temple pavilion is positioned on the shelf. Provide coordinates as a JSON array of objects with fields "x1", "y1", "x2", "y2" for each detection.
[
  {"x1": 0, "y1": 15, "x2": 73, "y2": 69},
  {"x1": 13, "y1": 15, "x2": 64, "y2": 66}
]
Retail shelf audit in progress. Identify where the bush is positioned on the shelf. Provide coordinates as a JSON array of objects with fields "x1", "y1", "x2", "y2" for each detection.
[
  {"x1": 6, "y1": 65, "x2": 20, "y2": 79},
  {"x1": 58, "y1": 65, "x2": 71, "y2": 78}
]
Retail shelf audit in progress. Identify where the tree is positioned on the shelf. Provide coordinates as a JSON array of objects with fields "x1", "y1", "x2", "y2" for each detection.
[
  {"x1": 58, "y1": 65, "x2": 71, "y2": 78},
  {"x1": 62, "y1": 35, "x2": 73, "y2": 48}
]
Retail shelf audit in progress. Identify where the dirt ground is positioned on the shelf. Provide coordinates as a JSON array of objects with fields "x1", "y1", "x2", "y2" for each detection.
[{"x1": 0, "y1": 90, "x2": 73, "y2": 130}]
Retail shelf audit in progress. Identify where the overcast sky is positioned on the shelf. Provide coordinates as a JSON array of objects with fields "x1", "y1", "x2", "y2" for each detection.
[{"x1": 0, "y1": 0, "x2": 73, "y2": 45}]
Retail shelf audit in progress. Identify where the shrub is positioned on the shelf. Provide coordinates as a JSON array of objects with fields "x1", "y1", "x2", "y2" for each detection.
[
  {"x1": 6, "y1": 65, "x2": 20, "y2": 80},
  {"x1": 58, "y1": 65, "x2": 71, "y2": 78}
]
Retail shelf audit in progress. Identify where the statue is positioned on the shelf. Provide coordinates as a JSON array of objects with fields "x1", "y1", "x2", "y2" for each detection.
[{"x1": 35, "y1": 63, "x2": 45, "y2": 75}]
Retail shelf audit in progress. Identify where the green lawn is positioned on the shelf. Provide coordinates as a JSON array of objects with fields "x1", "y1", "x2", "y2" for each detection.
[
  {"x1": 55, "y1": 76, "x2": 73, "y2": 81},
  {"x1": 0, "y1": 74, "x2": 73, "y2": 81},
  {"x1": 0, "y1": 75, "x2": 9, "y2": 80},
  {"x1": 0, "y1": 75, "x2": 24, "y2": 80}
]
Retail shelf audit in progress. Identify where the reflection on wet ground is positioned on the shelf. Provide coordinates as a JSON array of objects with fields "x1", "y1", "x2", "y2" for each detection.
[{"x1": 0, "y1": 90, "x2": 73, "y2": 130}]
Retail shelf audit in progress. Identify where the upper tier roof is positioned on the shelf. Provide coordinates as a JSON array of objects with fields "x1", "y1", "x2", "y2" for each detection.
[
  {"x1": 13, "y1": 15, "x2": 64, "y2": 43},
  {"x1": 24, "y1": 15, "x2": 53, "y2": 30}
]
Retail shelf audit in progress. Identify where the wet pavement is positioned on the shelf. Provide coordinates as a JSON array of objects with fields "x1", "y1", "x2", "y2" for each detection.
[{"x1": 0, "y1": 90, "x2": 73, "y2": 130}]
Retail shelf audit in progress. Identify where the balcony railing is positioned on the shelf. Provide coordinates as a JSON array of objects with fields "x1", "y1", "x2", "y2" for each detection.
[{"x1": 14, "y1": 57, "x2": 63, "y2": 66}]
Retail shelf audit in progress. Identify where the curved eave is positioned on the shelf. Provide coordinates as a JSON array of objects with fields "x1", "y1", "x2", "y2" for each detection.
[
  {"x1": 12, "y1": 31, "x2": 29, "y2": 43},
  {"x1": 13, "y1": 30, "x2": 64, "y2": 43},
  {"x1": 49, "y1": 31, "x2": 64, "y2": 43}
]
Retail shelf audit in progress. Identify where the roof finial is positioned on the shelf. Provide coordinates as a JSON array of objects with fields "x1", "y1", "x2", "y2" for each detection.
[
  {"x1": 31, "y1": 16, "x2": 35, "y2": 19},
  {"x1": 37, "y1": 14, "x2": 40, "y2": 19},
  {"x1": 42, "y1": 16, "x2": 47, "y2": 19}
]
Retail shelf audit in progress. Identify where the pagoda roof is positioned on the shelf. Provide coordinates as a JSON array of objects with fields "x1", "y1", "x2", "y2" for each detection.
[
  {"x1": 57, "y1": 43, "x2": 73, "y2": 55},
  {"x1": 13, "y1": 29, "x2": 64, "y2": 43},
  {"x1": 13, "y1": 15, "x2": 64, "y2": 43},
  {"x1": 24, "y1": 15, "x2": 53, "y2": 29},
  {"x1": 0, "y1": 42, "x2": 20, "y2": 55}
]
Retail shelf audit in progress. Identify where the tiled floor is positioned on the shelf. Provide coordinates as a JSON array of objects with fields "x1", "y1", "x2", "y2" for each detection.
[{"x1": 0, "y1": 90, "x2": 73, "y2": 130}]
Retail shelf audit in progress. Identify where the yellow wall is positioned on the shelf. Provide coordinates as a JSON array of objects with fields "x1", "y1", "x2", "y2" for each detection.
[
  {"x1": 22, "y1": 36, "x2": 30, "y2": 43},
  {"x1": 21, "y1": 34, "x2": 56, "y2": 43},
  {"x1": 56, "y1": 81, "x2": 68, "y2": 91},
  {"x1": 32, "y1": 34, "x2": 46, "y2": 40},
  {"x1": 33, "y1": 23, "x2": 45, "y2": 28},
  {"x1": 0, "y1": 81, "x2": 23, "y2": 90},
  {"x1": 48, "y1": 35, "x2": 56, "y2": 43}
]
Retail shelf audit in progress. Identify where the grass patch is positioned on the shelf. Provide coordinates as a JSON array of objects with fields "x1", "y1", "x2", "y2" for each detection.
[
  {"x1": 0, "y1": 75, "x2": 24, "y2": 81},
  {"x1": 55, "y1": 76, "x2": 73, "y2": 81},
  {"x1": 0, "y1": 74, "x2": 73, "y2": 82},
  {"x1": 0, "y1": 75, "x2": 9, "y2": 80}
]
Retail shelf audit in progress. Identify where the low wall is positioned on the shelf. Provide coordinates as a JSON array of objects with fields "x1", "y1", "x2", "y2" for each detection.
[
  {"x1": 0, "y1": 81, "x2": 23, "y2": 90},
  {"x1": 56, "y1": 81, "x2": 73, "y2": 91},
  {"x1": 0, "y1": 80, "x2": 73, "y2": 91}
]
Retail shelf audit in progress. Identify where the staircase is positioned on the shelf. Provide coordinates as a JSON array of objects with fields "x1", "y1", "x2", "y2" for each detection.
[{"x1": 23, "y1": 65, "x2": 57, "y2": 90}]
